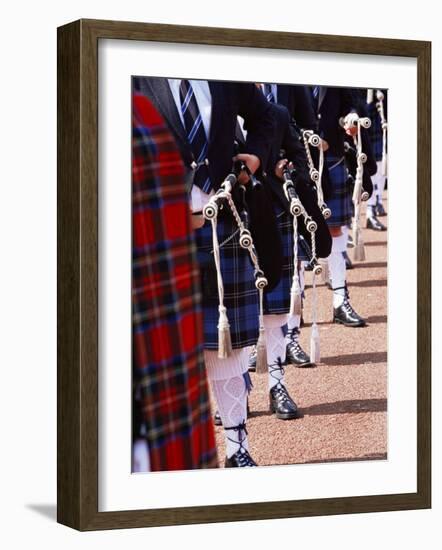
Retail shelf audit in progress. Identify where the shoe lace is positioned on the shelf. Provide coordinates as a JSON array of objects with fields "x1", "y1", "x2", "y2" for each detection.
[
  {"x1": 271, "y1": 382, "x2": 292, "y2": 405},
  {"x1": 287, "y1": 329, "x2": 303, "y2": 353},
  {"x1": 235, "y1": 448, "x2": 256, "y2": 467},
  {"x1": 225, "y1": 421, "x2": 249, "y2": 455},
  {"x1": 269, "y1": 358, "x2": 292, "y2": 405},
  {"x1": 268, "y1": 356, "x2": 285, "y2": 383}
]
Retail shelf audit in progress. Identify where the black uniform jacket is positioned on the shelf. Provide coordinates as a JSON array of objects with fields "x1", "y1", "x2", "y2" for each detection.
[{"x1": 133, "y1": 77, "x2": 275, "y2": 192}]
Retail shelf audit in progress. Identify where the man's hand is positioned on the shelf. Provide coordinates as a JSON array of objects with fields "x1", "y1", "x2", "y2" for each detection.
[
  {"x1": 275, "y1": 158, "x2": 290, "y2": 180},
  {"x1": 345, "y1": 125, "x2": 358, "y2": 137},
  {"x1": 320, "y1": 138, "x2": 329, "y2": 152},
  {"x1": 189, "y1": 207, "x2": 205, "y2": 230},
  {"x1": 233, "y1": 153, "x2": 260, "y2": 184}
]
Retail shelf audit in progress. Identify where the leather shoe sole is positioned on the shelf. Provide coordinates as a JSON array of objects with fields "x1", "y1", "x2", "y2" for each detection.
[
  {"x1": 287, "y1": 358, "x2": 315, "y2": 368},
  {"x1": 333, "y1": 316, "x2": 366, "y2": 327},
  {"x1": 366, "y1": 217, "x2": 387, "y2": 231},
  {"x1": 269, "y1": 402, "x2": 302, "y2": 420}
]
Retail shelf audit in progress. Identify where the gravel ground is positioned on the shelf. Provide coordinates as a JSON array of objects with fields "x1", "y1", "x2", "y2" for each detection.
[{"x1": 214, "y1": 198, "x2": 388, "y2": 467}]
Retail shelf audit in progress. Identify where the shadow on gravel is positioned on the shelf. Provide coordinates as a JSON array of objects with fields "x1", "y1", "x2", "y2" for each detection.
[
  {"x1": 299, "y1": 398, "x2": 387, "y2": 416},
  {"x1": 302, "y1": 314, "x2": 387, "y2": 327},
  {"x1": 320, "y1": 351, "x2": 387, "y2": 366},
  {"x1": 365, "y1": 314, "x2": 388, "y2": 324},
  {"x1": 364, "y1": 240, "x2": 387, "y2": 247},
  {"x1": 349, "y1": 279, "x2": 387, "y2": 287},
  {"x1": 355, "y1": 261, "x2": 387, "y2": 269}
]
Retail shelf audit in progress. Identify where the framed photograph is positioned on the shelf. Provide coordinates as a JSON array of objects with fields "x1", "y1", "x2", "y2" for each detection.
[{"x1": 57, "y1": 18, "x2": 431, "y2": 531}]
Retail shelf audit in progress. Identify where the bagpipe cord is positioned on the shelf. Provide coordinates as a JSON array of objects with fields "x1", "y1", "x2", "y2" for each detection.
[
  {"x1": 309, "y1": 229, "x2": 320, "y2": 363},
  {"x1": 208, "y1": 187, "x2": 268, "y2": 372},
  {"x1": 352, "y1": 121, "x2": 366, "y2": 261},
  {"x1": 211, "y1": 215, "x2": 233, "y2": 359},
  {"x1": 317, "y1": 143, "x2": 325, "y2": 208},
  {"x1": 378, "y1": 97, "x2": 388, "y2": 177},
  {"x1": 289, "y1": 213, "x2": 302, "y2": 317}
]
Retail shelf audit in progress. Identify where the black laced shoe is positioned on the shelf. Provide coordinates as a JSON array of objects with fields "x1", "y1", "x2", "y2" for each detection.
[
  {"x1": 224, "y1": 422, "x2": 257, "y2": 467},
  {"x1": 225, "y1": 448, "x2": 257, "y2": 467},
  {"x1": 366, "y1": 216, "x2": 386, "y2": 231},
  {"x1": 269, "y1": 382, "x2": 300, "y2": 420},
  {"x1": 333, "y1": 298, "x2": 366, "y2": 328},
  {"x1": 248, "y1": 346, "x2": 257, "y2": 372},
  {"x1": 333, "y1": 285, "x2": 366, "y2": 327},
  {"x1": 285, "y1": 328, "x2": 313, "y2": 367}
]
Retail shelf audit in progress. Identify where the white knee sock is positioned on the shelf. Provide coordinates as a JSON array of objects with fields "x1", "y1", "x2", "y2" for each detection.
[
  {"x1": 263, "y1": 315, "x2": 286, "y2": 390},
  {"x1": 286, "y1": 313, "x2": 300, "y2": 331},
  {"x1": 328, "y1": 235, "x2": 347, "y2": 308},
  {"x1": 341, "y1": 225, "x2": 349, "y2": 250},
  {"x1": 367, "y1": 169, "x2": 378, "y2": 217},
  {"x1": 376, "y1": 161, "x2": 386, "y2": 203},
  {"x1": 205, "y1": 350, "x2": 250, "y2": 458}
]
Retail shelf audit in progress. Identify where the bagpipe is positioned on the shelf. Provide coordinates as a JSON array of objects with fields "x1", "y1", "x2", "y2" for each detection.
[
  {"x1": 280, "y1": 163, "x2": 326, "y2": 363},
  {"x1": 299, "y1": 129, "x2": 332, "y2": 220},
  {"x1": 343, "y1": 140, "x2": 373, "y2": 200},
  {"x1": 375, "y1": 89, "x2": 388, "y2": 176},
  {"x1": 340, "y1": 112, "x2": 372, "y2": 261},
  {"x1": 202, "y1": 159, "x2": 280, "y2": 371}
]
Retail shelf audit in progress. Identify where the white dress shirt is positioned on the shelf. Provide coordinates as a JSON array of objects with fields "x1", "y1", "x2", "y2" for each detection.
[{"x1": 167, "y1": 79, "x2": 214, "y2": 212}]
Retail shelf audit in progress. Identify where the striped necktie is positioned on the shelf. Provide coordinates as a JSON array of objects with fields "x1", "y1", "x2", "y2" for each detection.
[
  {"x1": 179, "y1": 79, "x2": 211, "y2": 193},
  {"x1": 311, "y1": 85, "x2": 320, "y2": 110},
  {"x1": 263, "y1": 83, "x2": 275, "y2": 103}
]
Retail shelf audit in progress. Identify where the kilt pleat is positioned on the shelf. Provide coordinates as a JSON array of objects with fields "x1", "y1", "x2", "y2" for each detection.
[
  {"x1": 263, "y1": 207, "x2": 307, "y2": 315},
  {"x1": 194, "y1": 216, "x2": 260, "y2": 349},
  {"x1": 325, "y1": 154, "x2": 353, "y2": 227}
]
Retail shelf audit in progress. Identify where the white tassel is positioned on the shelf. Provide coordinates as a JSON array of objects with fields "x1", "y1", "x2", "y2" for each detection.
[
  {"x1": 217, "y1": 305, "x2": 232, "y2": 359},
  {"x1": 255, "y1": 325, "x2": 268, "y2": 374},
  {"x1": 351, "y1": 120, "x2": 367, "y2": 263},
  {"x1": 310, "y1": 271, "x2": 320, "y2": 363},
  {"x1": 352, "y1": 223, "x2": 366, "y2": 262},
  {"x1": 255, "y1": 287, "x2": 268, "y2": 374},
  {"x1": 289, "y1": 212, "x2": 302, "y2": 316},
  {"x1": 289, "y1": 288, "x2": 302, "y2": 316},
  {"x1": 310, "y1": 322, "x2": 320, "y2": 363},
  {"x1": 211, "y1": 217, "x2": 232, "y2": 359},
  {"x1": 320, "y1": 259, "x2": 330, "y2": 285},
  {"x1": 353, "y1": 239, "x2": 366, "y2": 261}
]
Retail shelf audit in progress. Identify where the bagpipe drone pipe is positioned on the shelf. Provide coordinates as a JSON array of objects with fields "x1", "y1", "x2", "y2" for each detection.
[
  {"x1": 202, "y1": 156, "x2": 284, "y2": 292},
  {"x1": 298, "y1": 127, "x2": 332, "y2": 202},
  {"x1": 265, "y1": 156, "x2": 332, "y2": 262},
  {"x1": 342, "y1": 114, "x2": 377, "y2": 200},
  {"x1": 201, "y1": 157, "x2": 283, "y2": 362}
]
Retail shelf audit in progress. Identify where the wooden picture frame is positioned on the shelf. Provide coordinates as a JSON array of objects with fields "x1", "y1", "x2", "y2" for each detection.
[{"x1": 57, "y1": 18, "x2": 431, "y2": 531}]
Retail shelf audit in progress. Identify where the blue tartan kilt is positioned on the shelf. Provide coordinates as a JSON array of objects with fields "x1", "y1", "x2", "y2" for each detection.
[
  {"x1": 194, "y1": 216, "x2": 260, "y2": 350},
  {"x1": 326, "y1": 154, "x2": 353, "y2": 227},
  {"x1": 263, "y1": 207, "x2": 307, "y2": 315}
]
